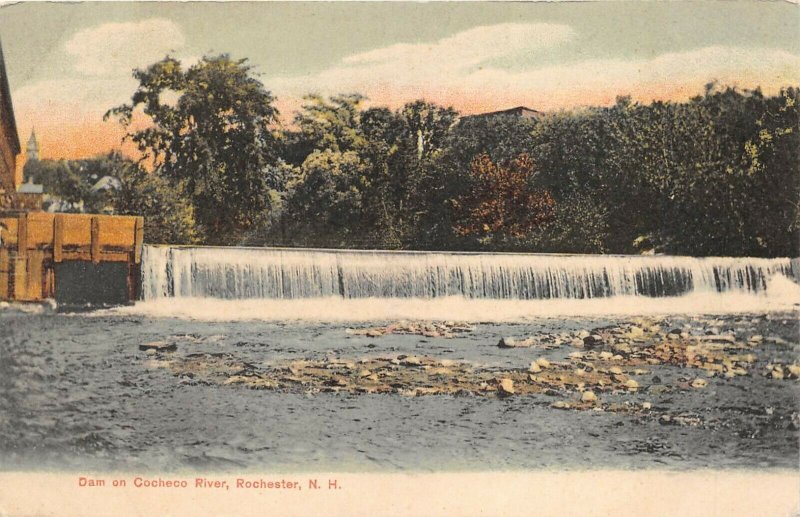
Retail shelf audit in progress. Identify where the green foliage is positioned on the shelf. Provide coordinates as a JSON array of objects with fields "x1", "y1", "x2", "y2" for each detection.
[
  {"x1": 111, "y1": 163, "x2": 198, "y2": 245},
  {"x1": 24, "y1": 152, "x2": 132, "y2": 213},
  {"x1": 101, "y1": 65, "x2": 797, "y2": 257},
  {"x1": 271, "y1": 96, "x2": 458, "y2": 249},
  {"x1": 106, "y1": 54, "x2": 282, "y2": 244}
]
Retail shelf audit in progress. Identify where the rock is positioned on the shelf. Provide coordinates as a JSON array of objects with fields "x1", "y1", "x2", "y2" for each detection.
[
  {"x1": 139, "y1": 341, "x2": 177, "y2": 352},
  {"x1": 696, "y1": 334, "x2": 735, "y2": 344},
  {"x1": 642, "y1": 402, "x2": 652, "y2": 410},
  {"x1": 529, "y1": 361, "x2": 542, "y2": 373},
  {"x1": 497, "y1": 337, "x2": 533, "y2": 348},
  {"x1": 613, "y1": 343, "x2": 632, "y2": 355},
  {"x1": 583, "y1": 334, "x2": 603, "y2": 348},
  {"x1": 145, "y1": 349, "x2": 157, "y2": 356},
  {"x1": 581, "y1": 391, "x2": 598, "y2": 403},
  {"x1": 691, "y1": 378, "x2": 708, "y2": 389},
  {"x1": 577, "y1": 330, "x2": 591, "y2": 339},
  {"x1": 535, "y1": 358, "x2": 551, "y2": 369},
  {"x1": 497, "y1": 378, "x2": 515, "y2": 396},
  {"x1": 625, "y1": 379, "x2": 639, "y2": 391},
  {"x1": 552, "y1": 401, "x2": 570, "y2": 409},
  {"x1": 609, "y1": 366, "x2": 623, "y2": 375},
  {"x1": 628, "y1": 326, "x2": 644, "y2": 337},
  {"x1": 749, "y1": 335, "x2": 763, "y2": 343},
  {"x1": 599, "y1": 351, "x2": 613, "y2": 360},
  {"x1": 366, "y1": 329, "x2": 384, "y2": 338},
  {"x1": 770, "y1": 368, "x2": 784, "y2": 380},
  {"x1": 787, "y1": 365, "x2": 800, "y2": 380},
  {"x1": 401, "y1": 356, "x2": 422, "y2": 367},
  {"x1": 568, "y1": 351, "x2": 585, "y2": 359},
  {"x1": 498, "y1": 337, "x2": 516, "y2": 348},
  {"x1": 668, "y1": 328, "x2": 682, "y2": 335}
]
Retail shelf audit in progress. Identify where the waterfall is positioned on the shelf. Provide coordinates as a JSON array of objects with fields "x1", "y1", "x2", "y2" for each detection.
[{"x1": 141, "y1": 246, "x2": 800, "y2": 301}]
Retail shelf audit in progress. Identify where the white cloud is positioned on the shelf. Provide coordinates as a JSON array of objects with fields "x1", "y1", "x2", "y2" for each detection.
[
  {"x1": 343, "y1": 23, "x2": 575, "y2": 69},
  {"x1": 267, "y1": 21, "x2": 800, "y2": 113},
  {"x1": 65, "y1": 18, "x2": 186, "y2": 76}
]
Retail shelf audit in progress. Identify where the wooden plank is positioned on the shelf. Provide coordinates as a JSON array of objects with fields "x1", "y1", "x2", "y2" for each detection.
[
  {"x1": 12, "y1": 256, "x2": 26, "y2": 300},
  {"x1": 44, "y1": 263, "x2": 55, "y2": 299},
  {"x1": 62, "y1": 215, "x2": 91, "y2": 246},
  {"x1": 90, "y1": 217, "x2": 100, "y2": 264},
  {"x1": 26, "y1": 212, "x2": 55, "y2": 248},
  {"x1": 53, "y1": 215, "x2": 64, "y2": 262},
  {"x1": 0, "y1": 217, "x2": 18, "y2": 247},
  {"x1": 97, "y1": 216, "x2": 138, "y2": 248},
  {"x1": 133, "y1": 216, "x2": 144, "y2": 264},
  {"x1": 0, "y1": 248, "x2": 8, "y2": 300},
  {"x1": 17, "y1": 214, "x2": 27, "y2": 254},
  {"x1": 60, "y1": 250, "x2": 131, "y2": 263},
  {"x1": 26, "y1": 250, "x2": 44, "y2": 301}
]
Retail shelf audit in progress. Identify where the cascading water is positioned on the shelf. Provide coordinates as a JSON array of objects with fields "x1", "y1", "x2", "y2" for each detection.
[{"x1": 141, "y1": 246, "x2": 800, "y2": 301}]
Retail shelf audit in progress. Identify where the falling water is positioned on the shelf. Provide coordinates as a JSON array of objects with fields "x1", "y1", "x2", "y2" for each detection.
[{"x1": 140, "y1": 246, "x2": 800, "y2": 301}]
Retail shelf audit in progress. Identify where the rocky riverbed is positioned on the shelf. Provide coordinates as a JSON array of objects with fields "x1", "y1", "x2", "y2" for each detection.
[{"x1": 0, "y1": 307, "x2": 797, "y2": 472}]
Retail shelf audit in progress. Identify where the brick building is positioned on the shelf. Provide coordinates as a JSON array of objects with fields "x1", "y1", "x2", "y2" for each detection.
[
  {"x1": 0, "y1": 39, "x2": 40, "y2": 210},
  {"x1": 0, "y1": 39, "x2": 20, "y2": 195}
]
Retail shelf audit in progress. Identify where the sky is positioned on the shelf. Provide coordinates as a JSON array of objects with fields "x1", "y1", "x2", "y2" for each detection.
[{"x1": 0, "y1": 1, "x2": 798, "y2": 169}]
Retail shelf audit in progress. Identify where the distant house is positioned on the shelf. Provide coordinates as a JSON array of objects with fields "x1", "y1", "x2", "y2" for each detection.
[
  {"x1": 459, "y1": 106, "x2": 545, "y2": 123},
  {"x1": 90, "y1": 175, "x2": 122, "y2": 193},
  {"x1": 18, "y1": 179, "x2": 43, "y2": 194}
]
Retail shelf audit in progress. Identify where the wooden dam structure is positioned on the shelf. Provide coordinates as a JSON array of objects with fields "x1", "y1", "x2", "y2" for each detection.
[{"x1": 0, "y1": 211, "x2": 143, "y2": 304}]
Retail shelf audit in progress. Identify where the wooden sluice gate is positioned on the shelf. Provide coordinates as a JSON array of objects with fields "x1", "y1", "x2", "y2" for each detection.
[{"x1": 0, "y1": 211, "x2": 144, "y2": 306}]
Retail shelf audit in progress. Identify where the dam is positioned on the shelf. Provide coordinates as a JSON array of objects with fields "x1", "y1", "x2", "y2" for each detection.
[{"x1": 140, "y1": 246, "x2": 800, "y2": 302}]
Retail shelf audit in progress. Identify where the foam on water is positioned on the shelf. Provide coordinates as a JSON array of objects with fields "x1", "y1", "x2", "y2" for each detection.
[
  {"x1": 112, "y1": 247, "x2": 800, "y2": 322},
  {"x1": 141, "y1": 246, "x2": 799, "y2": 301}
]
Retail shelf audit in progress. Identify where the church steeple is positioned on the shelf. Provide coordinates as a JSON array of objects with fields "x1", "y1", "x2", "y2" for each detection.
[{"x1": 26, "y1": 129, "x2": 38, "y2": 162}]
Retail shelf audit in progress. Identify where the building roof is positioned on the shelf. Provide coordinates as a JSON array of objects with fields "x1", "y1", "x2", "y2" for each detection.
[
  {"x1": 0, "y1": 38, "x2": 21, "y2": 155},
  {"x1": 91, "y1": 175, "x2": 122, "y2": 193},
  {"x1": 461, "y1": 106, "x2": 544, "y2": 122},
  {"x1": 18, "y1": 180, "x2": 43, "y2": 194}
]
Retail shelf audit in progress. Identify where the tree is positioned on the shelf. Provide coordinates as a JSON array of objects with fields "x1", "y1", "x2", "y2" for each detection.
[
  {"x1": 106, "y1": 54, "x2": 282, "y2": 244},
  {"x1": 112, "y1": 161, "x2": 198, "y2": 245},
  {"x1": 454, "y1": 153, "x2": 555, "y2": 247},
  {"x1": 24, "y1": 152, "x2": 134, "y2": 213},
  {"x1": 273, "y1": 96, "x2": 459, "y2": 249}
]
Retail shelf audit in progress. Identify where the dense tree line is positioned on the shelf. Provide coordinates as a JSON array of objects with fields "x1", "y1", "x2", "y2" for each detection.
[{"x1": 28, "y1": 55, "x2": 800, "y2": 257}]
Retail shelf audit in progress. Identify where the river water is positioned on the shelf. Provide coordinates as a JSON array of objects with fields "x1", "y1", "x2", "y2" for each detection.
[
  {"x1": 1, "y1": 307, "x2": 797, "y2": 473},
  {"x1": 1, "y1": 249, "x2": 798, "y2": 472}
]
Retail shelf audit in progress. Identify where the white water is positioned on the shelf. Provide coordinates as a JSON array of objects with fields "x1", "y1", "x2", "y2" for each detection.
[
  {"x1": 141, "y1": 246, "x2": 798, "y2": 300},
  {"x1": 121, "y1": 246, "x2": 800, "y2": 321}
]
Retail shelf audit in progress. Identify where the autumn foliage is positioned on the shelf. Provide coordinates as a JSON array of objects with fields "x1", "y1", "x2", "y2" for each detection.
[{"x1": 454, "y1": 153, "x2": 555, "y2": 239}]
